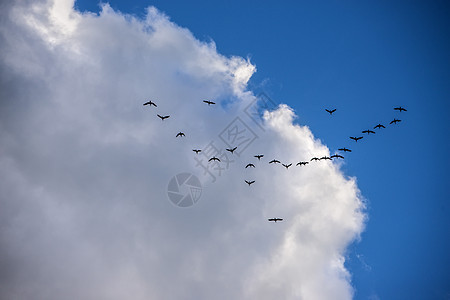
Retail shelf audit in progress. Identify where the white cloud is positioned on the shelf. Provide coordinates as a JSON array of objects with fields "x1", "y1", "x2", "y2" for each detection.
[{"x1": 0, "y1": 1, "x2": 366, "y2": 299}]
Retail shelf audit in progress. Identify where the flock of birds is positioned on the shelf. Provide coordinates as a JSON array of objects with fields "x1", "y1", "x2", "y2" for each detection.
[{"x1": 144, "y1": 99, "x2": 407, "y2": 223}]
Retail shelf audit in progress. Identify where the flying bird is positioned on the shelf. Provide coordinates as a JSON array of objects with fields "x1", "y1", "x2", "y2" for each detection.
[
  {"x1": 269, "y1": 159, "x2": 281, "y2": 164},
  {"x1": 192, "y1": 149, "x2": 201, "y2": 154},
  {"x1": 226, "y1": 147, "x2": 237, "y2": 154},
  {"x1": 394, "y1": 106, "x2": 407, "y2": 112},
  {"x1": 374, "y1": 124, "x2": 385, "y2": 129},
  {"x1": 203, "y1": 100, "x2": 216, "y2": 105},
  {"x1": 296, "y1": 161, "x2": 309, "y2": 166},
  {"x1": 390, "y1": 118, "x2": 401, "y2": 124},
  {"x1": 282, "y1": 163, "x2": 292, "y2": 169},
  {"x1": 245, "y1": 180, "x2": 255, "y2": 186},
  {"x1": 245, "y1": 163, "x2": 255, "y2": 168},
  {"x1": 331, "y1": 154, "x2": 344, "y2": 159},
  {"x1": 176, "y1": 132, "x2": 185, "y2": 137},
  {"x1": 143, "y1": 100, "x2": 157, "y2": 107},
  {"x1": 350, "y1": 136, "x2": 363, "y2": 142},
  {"x1": 325, "y1": 108, "x2": 336, "y2": 115},
  {"x1": 362, "y1": 130, "x2": 376, "y2": 135},
  {"x1": 310, "y1": 157, "x2": 319, "y2": 161},
  {"x1": 320, "y1": 156, "x2": 332, "y2": 160},
  {"x1": 338, "y1": 148, "x2": 352, "y2": 152},
  {"x1": 268, "y1": 218, "x2": 283, "y2": 222},
  {"x1": 157, "y1": 114, "x2": 170, "y2": 121},
  {"x1": 208, "y1": 157, "x2": 220, "y2": 162},
  {"x1": 254, "y1": 154, "x2": 264, "y2": 160}
]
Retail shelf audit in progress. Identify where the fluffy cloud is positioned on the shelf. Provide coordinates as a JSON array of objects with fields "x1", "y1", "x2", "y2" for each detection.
[{"x1": 0, "y1": 1, "x2": 366, "y2": 299}]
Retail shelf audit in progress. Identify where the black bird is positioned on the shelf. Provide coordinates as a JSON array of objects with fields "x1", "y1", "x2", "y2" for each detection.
[
  {"x1": 350, "y1": 136, "x2": 363, "y2": 142},
  {"x1": 374, "y1": 124, "x2": 385, "y2": 129},
  {"x1": 245, "y1": 180, "x2": 255, "y2": 186},
  {"x1": 331, "y1": 154, "x2": 344, "y2": 159},
  {"x1": 209, "y1": 157, "x2": 220, "y2": 162},
  {"x1": 245, "y1": 163, "x2": 255, "y2": 168},
  {"x1": 226, "y1": 147, "x2": 237, "y2": 154},
  {"x1": 268, "y1": 218, "x2": 283, "y2": 222},
  {"x1": 310, "y1": 157, "x2": 319, "y2": 161},
  {"x1": 325, "y1": 108, "x2": 336, "y2": 115},
  {"x1": 394, "y1": 106, "x2": 407, "y2": 112},
  {"x1": 282, "y1": 163, "x2": 292, "y2": 169},
  {"x1": 192, "y1": 149, "x2": 201, "y2": 154},
  {"x1": 296, "y1": 161, "x2": 309, "y2": 166},
  {"x1": 157, "y1": 114, "x2": 170, "y2": 121},
  {"x1": 390, "y1": 118, "x2": 401, "y2": 124},
  {"x1": 269, "y1": 159, "x2": 281, "y2": 164},
  {"x1": 143, "y1": 100, "x2": 157, "y2": 107},
  {"x1": 254, "y1": 154, "x2": 264, "y2": 160},
  {"x1": 203, "y1": 100, "x2": 216, "y2": 105},
  {"x1": 176, "y1": 132, "x2": 185, "y2": 137},
  {"x1": 321, "y1": 156, "x2": 332, "y2": 160},
  {"x1": 338, "y1": 148, "x2": 352, "y2": 152},
  {"x1": 362, "y1": 130, "x2": 376, "y2": 135}
]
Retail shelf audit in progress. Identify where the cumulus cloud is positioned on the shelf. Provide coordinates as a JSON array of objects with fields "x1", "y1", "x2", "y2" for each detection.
[{"x1": 0, "y1": 1, "x2": 366, "y2": 299}]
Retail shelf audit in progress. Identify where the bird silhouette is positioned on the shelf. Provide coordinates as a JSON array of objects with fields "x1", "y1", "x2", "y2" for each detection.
[
  {"x1": 176, "y1": 132, "x2": 185, "y2": 137},
  {"x1": 208, "y1": 157, "x2": 220, "y2": 162},
  {"x1": 362, "y1": 130, "x2": 376, "y2": 135},
  {"x1": 374, "y1": 124, "x2": 385, "y2": 129},
  {"x1": 269, "y1": 159, "x2": 281, "y2": 164},
  {"x1": 394, "y1": 106, "x2": 407, "y2": 112},
  {"x1": 226, "y1": 147, "x2": 237, "y2": 154},
  {"x1": 320, "y1": 156, "x2": 332, "y2": 160},
  {"x1": 325, "y1": 109, "x2": 336, "y2": 115},
  {"x1": 310, "y1": 157, "x2": 319, "y2": 161},
  {"x1": 338, "y1": 148, "x2": 352, "y2": 152},
  {"x1": 157, "y1": 114, "x2": 170, "y2": 121},
  {"x1": 350, "y1": 136, "x2": 363, "y2": 142},
  {"x1": 203, "y1": 100, "x2": 216, "y2": 105},
  {"x1": 245, "y1": 163, "x2": 255, "y2": 168},
  {"x1": 192, "y1": 149, "x2": 201, "y2": 154},
  {"x1": 245, "y1": 180, "x2": 255, "y2": 186},
  {"x1": 390, "y1": 119, "x2": 401, "y2": 124},
  {"x1": 143, "y1": 100, "x2": 157, "y2": 107},
  {"x1": 254, "y1": 154, "x2": 264, "y2": 160},
  {"x1": 331, "y1": 154, "x2": 344, "y2": 159},
  {"x1": 268, "y1": 218, "x2": 283, "y2": 222},
  {"x1": 282, "y1": 163, "x2": 292, "y2": 169},
  {"x1": 296, "y1": 161, "x2": 309, "y2": 166}
]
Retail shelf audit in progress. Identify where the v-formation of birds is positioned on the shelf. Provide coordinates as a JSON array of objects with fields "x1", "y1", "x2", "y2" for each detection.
[{"x1": 145, "y1": 99, "x2": 407, "y2": 222}]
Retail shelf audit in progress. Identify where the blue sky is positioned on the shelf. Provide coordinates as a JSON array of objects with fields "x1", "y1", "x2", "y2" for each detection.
[
  {"x1": 1, "y1": 0, "x2": 448, "y2": 298},
  {"x1": 74, "y1": 1, "x2": 450, "y2": 298}
]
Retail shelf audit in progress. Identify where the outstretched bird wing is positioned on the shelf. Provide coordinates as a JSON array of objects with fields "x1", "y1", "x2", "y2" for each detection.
[{"x1": 144, "y1": 101, "x2": 157, "y2": 107}]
